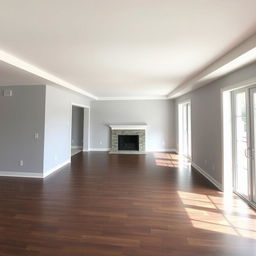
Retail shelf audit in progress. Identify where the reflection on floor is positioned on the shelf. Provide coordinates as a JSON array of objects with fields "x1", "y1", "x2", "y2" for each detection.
[
  {"x1": 71, "y1": 147, "x2": 82, "y2": 156},
  {"x1": 156, "y1": 153, "x2": 256, "y2": 240},
  {"x1": 179, "y1": 190, "x2": 256, "y2": 240},
  {"x1": 154, "y1": 152, "x2": 190, "y2": 168}
]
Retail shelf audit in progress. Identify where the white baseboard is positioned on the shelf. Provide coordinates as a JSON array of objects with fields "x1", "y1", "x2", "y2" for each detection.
[
  {"x1": 0, "y1": 171, "x2": 43, "y2": 178},
  {"x1": 89, "y1": 148, "x2": 110, "y2": 151},
  {"x1": 146, "y1": 148, "x2": 177, "y2": 153},
  {"x1": 71, "y1": 146, "x2": 83, "y2": 149},
  {"x1": 88, "y1": 148, "x2": 177, "y2": 153},
  {"x1": 0, "y1": 160, "x2": 71, "y2": 179},
  {"x1": 44, "y1": 160, "x2": 70, "y2": 178},
  {"x1": 191, "y1": 162, "x2": 223, "y2": 191}
]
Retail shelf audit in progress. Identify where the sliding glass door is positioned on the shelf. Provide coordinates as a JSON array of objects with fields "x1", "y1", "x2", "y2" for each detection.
[
  {"x1": 232, "y1": 87, "x2": 256, "y2": 204},
  {"x1": 233, "y1": 89, "x2": 250, "y2": 199},
  {"x1": 179, "y1": 101, "x2": 191, "y2": 159},
  {"x1": 250, "y1": 88, "x2": 256, "y2": 204}
]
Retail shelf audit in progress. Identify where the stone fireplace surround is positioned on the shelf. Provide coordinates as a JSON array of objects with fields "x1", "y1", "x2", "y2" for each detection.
[{"x1": 109, "y1": 124, "x2": 147, "y2": 154}]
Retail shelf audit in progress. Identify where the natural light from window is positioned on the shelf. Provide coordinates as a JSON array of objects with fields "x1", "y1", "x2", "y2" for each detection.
[
  {"x1": 178, "y1": 191, "x2": 256, "y2": 240},
  {"x1": 154, "y1": 153, "x2": 190, "y2": 168}
]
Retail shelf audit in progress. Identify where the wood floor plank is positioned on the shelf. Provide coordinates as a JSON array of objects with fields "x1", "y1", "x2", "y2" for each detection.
[{"x1": 0, "y1": 152, "x2": 256, "y2": 255}]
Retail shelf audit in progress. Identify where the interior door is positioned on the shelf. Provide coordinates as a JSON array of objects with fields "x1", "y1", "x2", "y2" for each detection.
[{"x1": 233, "y1": 89, "x2": 250, "y2": 199}]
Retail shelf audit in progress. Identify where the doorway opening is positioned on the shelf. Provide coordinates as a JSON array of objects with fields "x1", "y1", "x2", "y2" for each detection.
[
  {"x1": 223, "y1": 84, "x2": 256, "y2": 208},
  {"x1": 71, "y1": 106, "x2": 84, "y2": 156},
  {"x1": 178, "y1": 100, "x2": 191, "y2": 159},
  {"x1": 71, "y1": 104, "x2": 90, "y2": 157}
]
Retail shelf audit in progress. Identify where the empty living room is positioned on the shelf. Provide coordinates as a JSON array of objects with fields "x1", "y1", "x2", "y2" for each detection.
[{"x1": 1, "y1": 1, "x2": 256, "y2": 255}]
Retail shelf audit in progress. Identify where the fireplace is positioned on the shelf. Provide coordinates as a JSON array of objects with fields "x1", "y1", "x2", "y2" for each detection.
[
  {"x1": 109, "y1": 124, "x2": 147, "y2": 154},
  {"x1": 118, "y1": 135, "x2": 139, "y2": 151}
]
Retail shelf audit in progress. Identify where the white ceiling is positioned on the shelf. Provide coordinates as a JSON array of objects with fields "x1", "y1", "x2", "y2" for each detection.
[{"x1": 0, "y1": 0, "x2": 256, "y2": 99}]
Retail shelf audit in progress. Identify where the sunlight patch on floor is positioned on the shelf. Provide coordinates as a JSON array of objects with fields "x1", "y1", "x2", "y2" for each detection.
[
  {"x1": 154, "y1": 153, "x2": 190, "y2": 168},
  {"x1": 191, "y1": 220, "x2": 237, "y2": 235},
  {"x1": 178, "y1": 190, "x2": 256, "y2": 240}
]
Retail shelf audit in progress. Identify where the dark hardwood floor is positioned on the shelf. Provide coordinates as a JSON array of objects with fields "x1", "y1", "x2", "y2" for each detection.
[{"x1": 0, "y1": 152, "x2": 256, "y2": 256}]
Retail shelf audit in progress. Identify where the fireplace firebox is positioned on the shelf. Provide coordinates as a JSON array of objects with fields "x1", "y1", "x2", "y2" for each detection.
[{"x1": 118, "y1": 135, "x2": 139, "y2": 151}]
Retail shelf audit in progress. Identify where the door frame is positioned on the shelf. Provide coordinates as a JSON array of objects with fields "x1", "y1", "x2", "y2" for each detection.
[
  {"x1": 71, "y1": 103, "x2": 90, "y2": 155},
  {"x1": 249, "y1": 87, "x2": 256, "y2": 204}
]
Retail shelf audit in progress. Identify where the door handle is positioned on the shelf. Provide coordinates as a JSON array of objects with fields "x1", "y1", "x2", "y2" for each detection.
[
  {"x1": 244, "y1": 148, "x2": 254, "y2": 159},
  {"x1": 244, "y1": 148, "x2": 251, "y2": 159},
  {"x1": 252, "y1": 148, "x2": 255, "y2": 159},
  {"x1": 245, "y1": 148, "x2": 249, "y2": 158}
]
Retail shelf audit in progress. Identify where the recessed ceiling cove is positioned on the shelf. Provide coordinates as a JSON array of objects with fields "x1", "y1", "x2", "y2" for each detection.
[{"x1": 0, "y1": 0, "x2": 255, "y2": 99}]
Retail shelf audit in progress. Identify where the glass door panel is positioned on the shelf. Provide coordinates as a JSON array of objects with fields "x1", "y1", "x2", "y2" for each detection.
[
  {"x1": 250, "y1": 89, "x2": 256, "y2": 203},
  {"x1": 187, "y1": 103, "x2": 191, "y2": 158},
  {"x1": 233, "y1": 90, "x2": 249, "y2": 198},
  {"x1": 182, "y1": 104, "x2": 188, "y2": 157},
  {"x1": 179, "y1": 102, "x2": 191, "y2": 159}
]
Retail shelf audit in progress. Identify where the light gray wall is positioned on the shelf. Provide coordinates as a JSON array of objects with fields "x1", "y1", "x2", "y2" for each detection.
[
  {"x1": 90, "y1": 100, "x2": 175, "y2": 151},
  {"x1": 175, "y1": 62, "x2": 256, "y2": 185},
  {"x1": 0, "y1": 85, "x2": 45, "y2": 173},
  {"x1": 71, "y1": 106, "x2": 84, "y2": 148},
  {"x1": 43, "y1": 85, "x2": 90, "y2": 174}
]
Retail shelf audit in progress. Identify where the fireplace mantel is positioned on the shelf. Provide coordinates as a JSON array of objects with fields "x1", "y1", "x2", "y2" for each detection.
[{"x1": 109, "y1": 124, "x2": 147, "y2": 130}]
